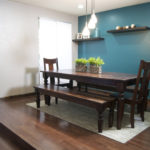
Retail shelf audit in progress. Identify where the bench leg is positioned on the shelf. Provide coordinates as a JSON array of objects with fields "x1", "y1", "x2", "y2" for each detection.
[
  {"x1": 55, "y1": 97, "x2": 58, "y2": 104},
  {"x1": 44, "y1": 95, "x2": 51, "y2": 106},
  {"x1": 77, "y1": 82, "x2": 81, "y2": 91},
  {"x1": 97, "y1": 107, "x2": 105, "y2": 133},
  {"x1": 35, "y1": 89, "x2": 40, "y2": 108},
  {"x1": 85, "y1": 84, "x2": 88, "y2": 92},
  {"x1": 68, "y1": 80, "x2": 73, "y2": 89},
  {"x1": 47, "y1": 96, "x2": 51, "y2": 106},
  {"x1": 108, "y1": 102, "x2": 115, "y2": 128}
]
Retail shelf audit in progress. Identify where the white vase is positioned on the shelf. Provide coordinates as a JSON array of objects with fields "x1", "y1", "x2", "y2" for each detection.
[{"x1": 99, "y1": 66, "x2": 102, "y2": 73}]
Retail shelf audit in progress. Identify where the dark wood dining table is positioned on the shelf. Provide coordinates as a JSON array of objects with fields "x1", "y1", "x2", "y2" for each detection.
[{"x1": 41, "y1": 69, "x2": 137, "y2": 129}]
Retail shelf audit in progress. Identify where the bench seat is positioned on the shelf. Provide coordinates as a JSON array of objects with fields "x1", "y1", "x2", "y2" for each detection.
[{"x1": 34, "y1": 84, "x2": 116, "y2": 132}]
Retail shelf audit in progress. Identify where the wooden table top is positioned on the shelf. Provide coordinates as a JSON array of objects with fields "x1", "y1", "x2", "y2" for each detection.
[{"x1": 41, "y1": 69, "x2": 137, "y2": 82}]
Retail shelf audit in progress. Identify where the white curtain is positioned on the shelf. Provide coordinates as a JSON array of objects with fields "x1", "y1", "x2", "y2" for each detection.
[{"x1": 39, "y1": 18, "x2": 72, "y2": 83}]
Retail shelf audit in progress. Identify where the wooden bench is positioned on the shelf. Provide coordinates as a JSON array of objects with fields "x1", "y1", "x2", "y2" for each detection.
[{"x1": 34, "y1": 85, "x2": 116, "y2": 132}]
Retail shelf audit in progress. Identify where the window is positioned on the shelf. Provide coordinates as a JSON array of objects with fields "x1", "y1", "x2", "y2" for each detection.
[{"x1": 39, "y1": 18, "x2": 72, "y2": 83}]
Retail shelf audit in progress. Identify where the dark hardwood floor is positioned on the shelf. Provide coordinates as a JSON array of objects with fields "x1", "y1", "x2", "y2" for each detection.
[
  {"x1": 0, "y1": 94, "x2": 150, "y2": 150},
  {"x1": 0, "y1": 123, "x2": 35, "y2": 150}
]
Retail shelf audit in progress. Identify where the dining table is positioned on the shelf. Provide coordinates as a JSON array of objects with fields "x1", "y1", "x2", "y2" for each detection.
[{"x1": 41, "y1": 69, "x2": 137, "y2": 129}]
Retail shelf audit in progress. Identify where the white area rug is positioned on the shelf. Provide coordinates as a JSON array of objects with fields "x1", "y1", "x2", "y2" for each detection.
[{"x1": 27, "y1": 98, "x2": 150, "y2": 143}]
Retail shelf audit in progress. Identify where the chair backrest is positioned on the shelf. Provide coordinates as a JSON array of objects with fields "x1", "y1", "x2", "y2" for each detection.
[
  {"x1": 43, "y1": 58, "x2": 59, "y2": 84},
  {"x1": 43, "y1": 58, "x2": 59, "y2": 71},
  {"x1": 132, "y1": 60, "x2": 150, "y2": 101}
]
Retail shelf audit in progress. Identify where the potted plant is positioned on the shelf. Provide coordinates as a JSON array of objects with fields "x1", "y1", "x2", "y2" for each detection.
[
  {"x1": 75, "y1": 58, "x2": 88, "y2": 72},
  {"x1": 88, "y1": 57, "x2": 104, "y2": 73}
]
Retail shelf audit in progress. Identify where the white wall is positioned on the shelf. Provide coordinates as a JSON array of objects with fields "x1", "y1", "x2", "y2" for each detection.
[{"x1": 0, "y1": 0, "x2": 78, "y2": 98}]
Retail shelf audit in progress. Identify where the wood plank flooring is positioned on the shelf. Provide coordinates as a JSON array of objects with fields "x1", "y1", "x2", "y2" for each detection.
[{"x1": 0, "y1": 95, "x2": 150, "y2": 150}]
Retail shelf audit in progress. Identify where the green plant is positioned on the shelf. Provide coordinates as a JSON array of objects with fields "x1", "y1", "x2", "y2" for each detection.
[
  {"x1": 88, "y1": 57, "x2": 104, "y2": 66},
  {"x1": 75, "y1": 58, "x2": 88, "y2": 65},
  {"x1": 96, "y1": 57, "x2": 104, "y2": 66}
]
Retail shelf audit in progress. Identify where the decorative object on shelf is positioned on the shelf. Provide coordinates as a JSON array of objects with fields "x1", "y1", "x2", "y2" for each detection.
[
  {"x1": 83, "y1": 34, "x2": 90, "y2": 39},
  {"x1": 125, "y1": 25, "x2": 130, "y2": 29},
  {"x1": 82, "y1": 0, "x2": 90, "y2": 37},
  {"x1": 75, "y1": 58, "x2": 88, "y2": 72},
  {"x1": 123, "y1": 26, "x2": 126, "y2": 30},
  {"x1": 116, "y1": 25, "x2": 130, "y2": 30},
  {"x1": 116, "y1": 26, "x2": 121, "y2": 30},
  {"x1": 88, "y1": 57, "x2": 104, "y2": 74},
  {"x1": 76, "y1": 33, "x2": 83, "y2": 39},
  {"x1": 93, "y1": 28, "x2": 99, "y2": 38},
  {"x1": 90, "y1": 27, "x2": 99, "y2": 38},
  {"x1": 115, "y1": 25, "x2": 138, "y2": 31},
  {"x1": 107, "y1": 26, "x2": 150, "y2": 33},
  {"x1": 72, "y1": 34, "x2": 76, "y2": 39},
  {"x1": 88, "y1": 0, "x2": 97, "y2": 29},
  {"x1": 131, "y1": 24, "x2": 136, "y2": 29}
]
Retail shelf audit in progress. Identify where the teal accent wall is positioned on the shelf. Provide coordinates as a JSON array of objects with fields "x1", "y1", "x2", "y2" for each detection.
[{"x1": 78, "y1": 3, "x2": 150, "y2": 74}]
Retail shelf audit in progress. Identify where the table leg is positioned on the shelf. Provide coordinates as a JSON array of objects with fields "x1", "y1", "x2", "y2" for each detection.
[
  {"x1": 44, "y1": 95, "x2": 51, "y2": 106},
  {"x1": 35, "y1": 89, "x2": 40, "y2": 108},
  {"x1": 117, "y1": 92, "x2": 124, "y2": 130},
  {"x1": 50, "y1": 77, "x2": 58, "y2": 104},
  {"x1": 108, "y1": 102, "x2": 115, "y2": 128},
  {"x1": 50, "y1": 77, "x2": 55, "y2": 84},
  {"x1": 43, "y1": 74, "x2": 54, "y2": 105},
  {"x1": 43, "y1": 72, "x2": 48, "y2": 85}
]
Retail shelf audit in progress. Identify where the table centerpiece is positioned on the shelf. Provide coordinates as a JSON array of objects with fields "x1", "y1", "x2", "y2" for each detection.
[
  {"x1": 75, "y1": 58, "x2": 88, "y2": 72},
  {"x1": 88, "y1": 57, "x2": 104, "y2": 73}
]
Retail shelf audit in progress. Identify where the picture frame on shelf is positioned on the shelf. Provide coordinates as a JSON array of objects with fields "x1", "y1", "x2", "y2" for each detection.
[
  {"x1": 82, "y1": 35, "x2": 90, "y2": 39},
  {"x1": 76, "y1": 33, "x2": 83, "y2": 39}
]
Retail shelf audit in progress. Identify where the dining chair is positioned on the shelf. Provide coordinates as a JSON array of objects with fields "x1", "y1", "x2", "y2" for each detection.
[
  {"x1": 126, "y1": 85, "x2": 149, "y2": 112},
  {"x1": 43, "y1": 58, "x2": 72, "y2": 104},
  {"x1": 122, "y1": 60, "x2": 150, "y2": 128}
]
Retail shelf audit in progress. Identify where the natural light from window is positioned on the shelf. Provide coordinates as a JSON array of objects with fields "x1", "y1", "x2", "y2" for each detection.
[{"x1": 39, "y1": 18, "x2": 72, "y2": 83}]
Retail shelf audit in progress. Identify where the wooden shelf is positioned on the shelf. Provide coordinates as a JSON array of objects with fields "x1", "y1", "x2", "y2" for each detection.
[
  {"x1": 72, "y1": 37, "x2": 104, "y2": 42},
  {"x1": 107, "y1": 26, "x2": 150, "y2": 33}
]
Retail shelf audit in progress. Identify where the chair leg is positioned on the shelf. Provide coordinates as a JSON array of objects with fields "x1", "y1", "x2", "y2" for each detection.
[
  {"x1": 108, "y1": 102, "x2": 115, "y2": 128},
  {"x1": 130, "y1": 104, "x2": 135, "y2": 128},
  {"x1": 55, "y1": 97, "x2": 58, "y2": 104},
  {"x1": 140, "y1": 102, "x2": 145, "y2": 122},
  {"x1": 144, "y1": 91, "x2": 149, "y2": 111},
  {"x1": 144, "y1": 101, "x2": 148, "y2": 111},
  {"x1": 35, "y1": 89, "x2": 40, "y2": 108},
  {"x1": 137, "y1": 104, "x2": 141, "y2": 114}
]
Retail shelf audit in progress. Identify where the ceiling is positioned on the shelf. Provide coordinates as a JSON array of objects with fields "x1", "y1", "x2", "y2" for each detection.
[{"x1": 10, "y1": 0, "x2": 150, "y2": 16}]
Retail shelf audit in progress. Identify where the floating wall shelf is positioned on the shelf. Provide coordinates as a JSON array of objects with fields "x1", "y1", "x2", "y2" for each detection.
[
  {"x1": 107, "y1": 26, "x2": 150, "y2": 33},
  {"x1": 72, "y1": 37, "x2": 104, "y2": 43}
]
